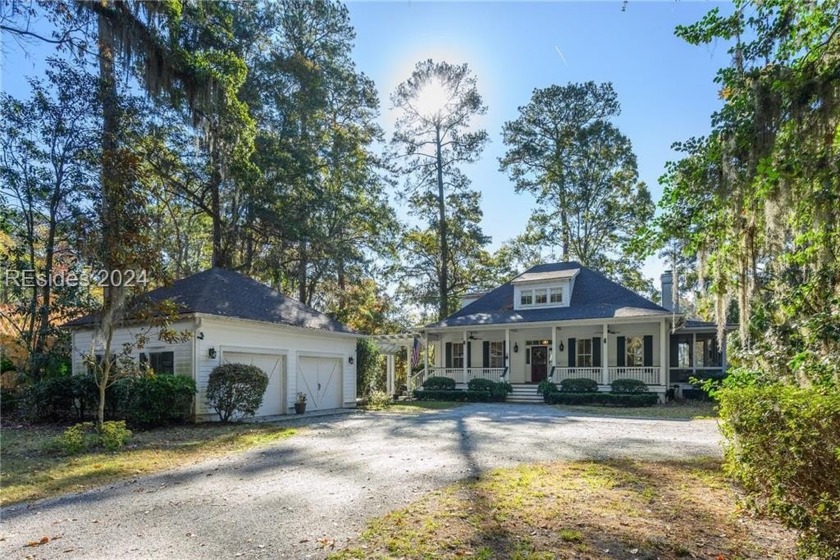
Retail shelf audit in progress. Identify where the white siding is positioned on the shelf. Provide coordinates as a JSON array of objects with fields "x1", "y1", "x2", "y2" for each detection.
[
  {"x1": 70, "y1": 320, "x2": 194, "y2": 378},
  {"x1": 196, "y1": 317, "x2": 357, "y2": 420}
]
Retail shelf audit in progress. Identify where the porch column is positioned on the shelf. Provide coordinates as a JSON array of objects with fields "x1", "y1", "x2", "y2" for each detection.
[
  {"x1": 405, "y1": 344, "x2": 411, "y2": 392},
  {"x1": 462, "y1": 330, "x2": 468, "y2": 384},
  {"x1": 602, "y1": 323, "x2": 609, "y2": 385},
  {"x1": 388, "y1": 353, "x2": 396, "y2": 395},
  {"x1": 505, "y1": 328, "x2": 510, "y2": 381},
  {"x1": 659, "y1": 319, "x2": 668, "y2": 386},
  {"x1": 551, "y1": 325, "x2": 557, "y2": 375},
  {"x1": 423, "y1": 332, "x2": 429, "y2": 376}
]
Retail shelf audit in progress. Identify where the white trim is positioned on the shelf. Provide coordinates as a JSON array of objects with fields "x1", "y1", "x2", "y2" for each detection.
[{"x1": 424, "y1": 315, "x2": 675, "y2": 333}]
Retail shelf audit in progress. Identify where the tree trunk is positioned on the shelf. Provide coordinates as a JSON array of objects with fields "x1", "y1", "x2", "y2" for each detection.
[
  {"x1": 210, "y1": 135, "x2": 225, "y2": 268},
  {"x1": 97, "y1": 8, "x2": 125, "y2": 427},
  {"x1": 298, "y1": 240, "x2": 307, "y2": 303},
  {"x1": 435, "y1": 126, "x2": 449, "y2": 320}
]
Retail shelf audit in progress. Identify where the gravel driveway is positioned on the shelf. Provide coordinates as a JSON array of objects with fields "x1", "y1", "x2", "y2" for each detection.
[{"x1": 1, "y1": 404, "x2": 722, "y2": 559}]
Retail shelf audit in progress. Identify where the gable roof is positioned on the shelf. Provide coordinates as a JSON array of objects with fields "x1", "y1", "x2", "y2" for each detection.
[
  {"x1": 427, "y1": 262, "x2": 670, "y2": 329},
  {"x1": 64, "y1": 268, "x2": 355, "y2": 334}
]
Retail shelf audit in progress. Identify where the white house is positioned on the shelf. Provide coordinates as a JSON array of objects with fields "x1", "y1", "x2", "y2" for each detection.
[
  {"x1": 65, "y1": 268, "x2": 359, "y2": 419},
  {"x1": 414, "y1": 262, "x2": 726, "y2": 402}
]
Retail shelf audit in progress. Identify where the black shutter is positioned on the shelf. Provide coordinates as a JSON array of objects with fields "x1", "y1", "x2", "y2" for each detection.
[
  {"x1": 669, "y1": 336, "x2": 678, "y2": 368},
  {"x1": 483, "y1": 341, "x2": 490, "y2": 367},
  {"x1": 466, "y1": 341, "x2": 472, "y2": 368},
  {"x1": 568, "y1": 338, "x2": 576, "y2": 367},
  {"x1": 643, "y1": 335, "x2": 653, "y2": 367},
  {"x1": 592, "y1": 337, "x2": 601, "y2": 367},
  {"x1": 617, "y1": 336, "x2": 626, "y2": 367},
  {"x1": 445, "y1": 343, "x2": 452, "y2": 368}
]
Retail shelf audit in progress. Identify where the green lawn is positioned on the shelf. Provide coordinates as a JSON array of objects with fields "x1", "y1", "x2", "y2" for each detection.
[
  {"x1": 555, "y1": 400, "x2": 717, "y2": 420},
  {"x1": 329, "y1": 458, "x2": 796, "y2": 559},
  {"x1": 366, "y1": 400, "x2": 466, "y2": 413},
  {"x1": 0, "y1": 422, "x2": 297, "y2": 506}
]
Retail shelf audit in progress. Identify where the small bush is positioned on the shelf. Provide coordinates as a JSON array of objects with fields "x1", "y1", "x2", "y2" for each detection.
[
  {"x1": 356, "y1": 338, "x2": 382, "y2": 398},
  {"x1": 99, "y1": 420, "x2": 132, "y2": 451},
  {"x1": 559, "y1": 377, "x2": 599, "y2": 393},
  {"x1": 491, "y1": 381, "x2": 513, "y2": 401},
  {"x1": 58, "y1": 421, "x2": 132, "y2": 453},
  {"x1": 717, "y1": 384, "x2": 840, "y2": 557},
  {"x1": 537, "y1": 379, "x2": 558, "y2": 400},
  {"x1": 611, "y1": 378, "x2": 649, "y2": 393},
  {"x1": 365, "y1": 390, "x2": 393, "y2": 410},
  {"x1": 546, "y1": 392, "x2": 658, "y2": 407},
  {"x1": 1, "y1": 386, "x2": 21, "y2": 417},
  {"x1": 467, "y1": 378, "x2": 496, "y2": 392},
  {"x1": 206, "y1": 363, "x2": 269, "y2": 422},
  {"x1": 122, "y1": 374, "x2": 195, "y2": 427},
  {"x1": 58, "y1": 422, "x2": 96, "y2": 454},
  {"x1": 422, "y1": 376, "x2": 456, "y2": 390}
]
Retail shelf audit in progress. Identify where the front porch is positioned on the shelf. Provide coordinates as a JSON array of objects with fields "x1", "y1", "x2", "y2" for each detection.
[{"x1": 424, "y1": 365, "x2": 661, "y2": 386}]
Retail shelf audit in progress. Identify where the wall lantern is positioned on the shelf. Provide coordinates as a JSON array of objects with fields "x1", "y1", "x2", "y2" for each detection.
[
  {"x1": 513, "y1": 342, "x2": 519, "y2": 353},
  {"x1": 558, "y1": 341, "x2": 565, "y2": 352},
  {"x1": 196, "y1": 331, "x2": 205, "y2": 340},
  {"x1": 208, "y1": 347, "x2": 217, "y2": 359},
  {"x1": 348, "y1": 356, "x2": 354, "y2": 365}
]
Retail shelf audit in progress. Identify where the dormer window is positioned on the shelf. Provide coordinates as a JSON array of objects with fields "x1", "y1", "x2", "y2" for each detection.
[{"x1": 512, "y1": 268, "x2": 579, "y2": 310}]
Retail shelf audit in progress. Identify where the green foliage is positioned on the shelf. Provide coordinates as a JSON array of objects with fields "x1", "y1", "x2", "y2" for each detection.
[
  {"x1": 499, "y1": 81, "x2": 654, "y2": 293},
  {"x1": 356, "y1": 339, "x2": 382, "y2": 398},
  {"x1": 413, "y1": 389, "x2": 495, "y2": 402},
  {"x1": 0, "y1": 386, "x2": 20, "y2": 417},
  {"x1": 717, "y1": 385, "x2": 840, "y2": 557},
  {"x1": 364, "y1": 390, "x2": 392, "y2": 410},
  {"x1": 547, "y1": 392, "x2": 658, "y2": 407},
  {"x1": 58, "y1": 421, "x2": 132, "y2": 454},
  {"x1": 98, "y1": 420, "x2": 133, "y2": 451},
  {"x1": 559, "y1": 377, "x2": 600, "y2": 393},
  {"x1": 491, "y1": 381, "x2": 513, "y2": 400},
  {"x1": 467, "y1": 378, "x2": 496, "y2": 392},
  {"x1": 610, "y1": 379, "x2": 649, "y2": 394},
  {"x1": 422, "y1": 376, "x2": 457, "y2": 390},
  {"x1": 206, "y1": 363, "x2": 269, "y2": 422},
  {"x1": 121, "y1": 374, "x2": 195, "y2": 427},
  {"x1": 537, "y1": 379, "x2": 558, "y2": 398}
]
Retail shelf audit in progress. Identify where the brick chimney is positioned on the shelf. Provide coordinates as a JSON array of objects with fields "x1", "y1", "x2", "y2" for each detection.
[{"x1": 661, "y1": 270, "x2": 677, "y2": 312}]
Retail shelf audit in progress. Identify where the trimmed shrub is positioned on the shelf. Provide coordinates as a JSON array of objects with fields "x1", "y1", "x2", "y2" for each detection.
[
  {"x1": 546, "y1": 392, "x2": 658, "y2": 407},
  {"x1": 422, "y1": 376, "x2": 456, "y2": 390},
  {"x1": 717, "y1": 384, "x2": 840, "y2": 557},
  {"x1": 610, "y1": 379, "x2": 649, "y2": 394},
  {"x1": 356, "y1": 338, "x2": 382, "y2": 398},
  {"x1": 98, "y1": 420, "x2": 132, "y2": 451},
  {"x1": 537, "y1": 379, "x2": 558, "y2": 400},
  {"x1": 559, "y1": 377, "x2": 599, "y2": 393},
  {"x1": 58, "y1": 421, "x2": 132, "y2": 454},
  {"x1": 491, "y1": 381, "x2": 513, "y2": 402},
  {"x1": 206, "y1": 363, "x2": 269, "y2": 422},
  {"x1": 122, "y1": 374, "x2": 196, "y2": 427},
  {"x1": 467, "y1": 378, "x2": 496, "y2": 392},
  {"x1": 364, "y1": 390, "x2": 393, "y2": 410}
]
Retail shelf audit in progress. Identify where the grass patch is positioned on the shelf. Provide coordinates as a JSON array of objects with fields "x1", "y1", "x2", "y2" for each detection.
[
  {"x1": 0, "y1": 422, "x2": 296, "y2": 506},
  {"x1": 374, "y1": 400, "x2": 466, "y2": 414},
  {"x1": 556, "y1": 400, "x2": 717, "y2": 420},
  {"x1": 329, "y1": 458, "x2": 797, "y2": 559}
]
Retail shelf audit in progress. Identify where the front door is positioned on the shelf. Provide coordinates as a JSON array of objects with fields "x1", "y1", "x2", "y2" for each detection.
[{"x1": 530, "y1": 345, "x2": 548, "y2": 382}]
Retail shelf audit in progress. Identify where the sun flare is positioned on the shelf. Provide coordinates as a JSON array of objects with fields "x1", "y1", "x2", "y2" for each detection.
[{"x1": 414, "y1": 77, "x2": 450, "y2": 118}]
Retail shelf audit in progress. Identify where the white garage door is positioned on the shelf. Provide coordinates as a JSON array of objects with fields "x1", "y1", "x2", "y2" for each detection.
[
  {"x1": 296, "y1": 356, "x2": 342, "y2": 411},
  {"x1": 223, "y1": 352, "x2": 284, "y2": 416}
]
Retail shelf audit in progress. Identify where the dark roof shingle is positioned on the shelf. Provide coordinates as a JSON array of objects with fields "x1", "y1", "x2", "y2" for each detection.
[
  {"x1": 64, "y1": 268, "x2": 355, "y2": 334},
  {"x1": 427, "y1": 262, "x2": 669, "y2": 328}
]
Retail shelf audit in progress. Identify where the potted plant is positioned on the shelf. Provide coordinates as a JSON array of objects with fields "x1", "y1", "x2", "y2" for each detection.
[{"x1": 294, "y1": 392, "x2": 307, "y2": 414}]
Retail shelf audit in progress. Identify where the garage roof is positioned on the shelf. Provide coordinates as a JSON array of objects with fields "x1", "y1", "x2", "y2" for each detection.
[{"x1": 64, "y1": 268, "x2": 355, "y2": 334}]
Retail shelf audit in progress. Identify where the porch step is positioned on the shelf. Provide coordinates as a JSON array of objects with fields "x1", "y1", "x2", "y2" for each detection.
[{"x1": 506, "y1": 384, "x2": 545, "y2": 404}]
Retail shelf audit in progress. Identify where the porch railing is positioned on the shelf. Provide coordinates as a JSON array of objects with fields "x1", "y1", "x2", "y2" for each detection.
[
  {"x1": 425, "y1": 366, "x2": 507, "y2": 383},
  {"x1": 551, "y1": 367, "x2": 661, "y2": 385},
  {"x1": 608, "y1": 367, "x2": 659, "y2": 385},
  {"x1": 552, "y1": 367, "x2": 602, "y2": 382}
]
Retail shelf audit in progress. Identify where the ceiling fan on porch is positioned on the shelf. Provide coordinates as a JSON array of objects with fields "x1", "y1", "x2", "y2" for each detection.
[{"x1": 467, "y1": 331, "x2": 483, "y2": 340}]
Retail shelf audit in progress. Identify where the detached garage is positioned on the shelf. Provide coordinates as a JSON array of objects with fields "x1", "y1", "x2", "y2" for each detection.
[{"x1": 65, "y1": 268, "x2": 359, "y2": 420}]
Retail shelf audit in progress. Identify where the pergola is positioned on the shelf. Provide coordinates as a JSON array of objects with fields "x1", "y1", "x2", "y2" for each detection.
[{"x1": 368, "y1": 332, "x2": 428, "y2": 394}]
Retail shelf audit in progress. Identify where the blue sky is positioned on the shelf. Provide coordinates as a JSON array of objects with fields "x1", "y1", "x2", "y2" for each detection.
[
  {"x1": 346, "y1": 0, "x2": 735, "y2": 283},
  {"x1": 2, "y1": 1, "x2": 735, "y2": 287}
]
